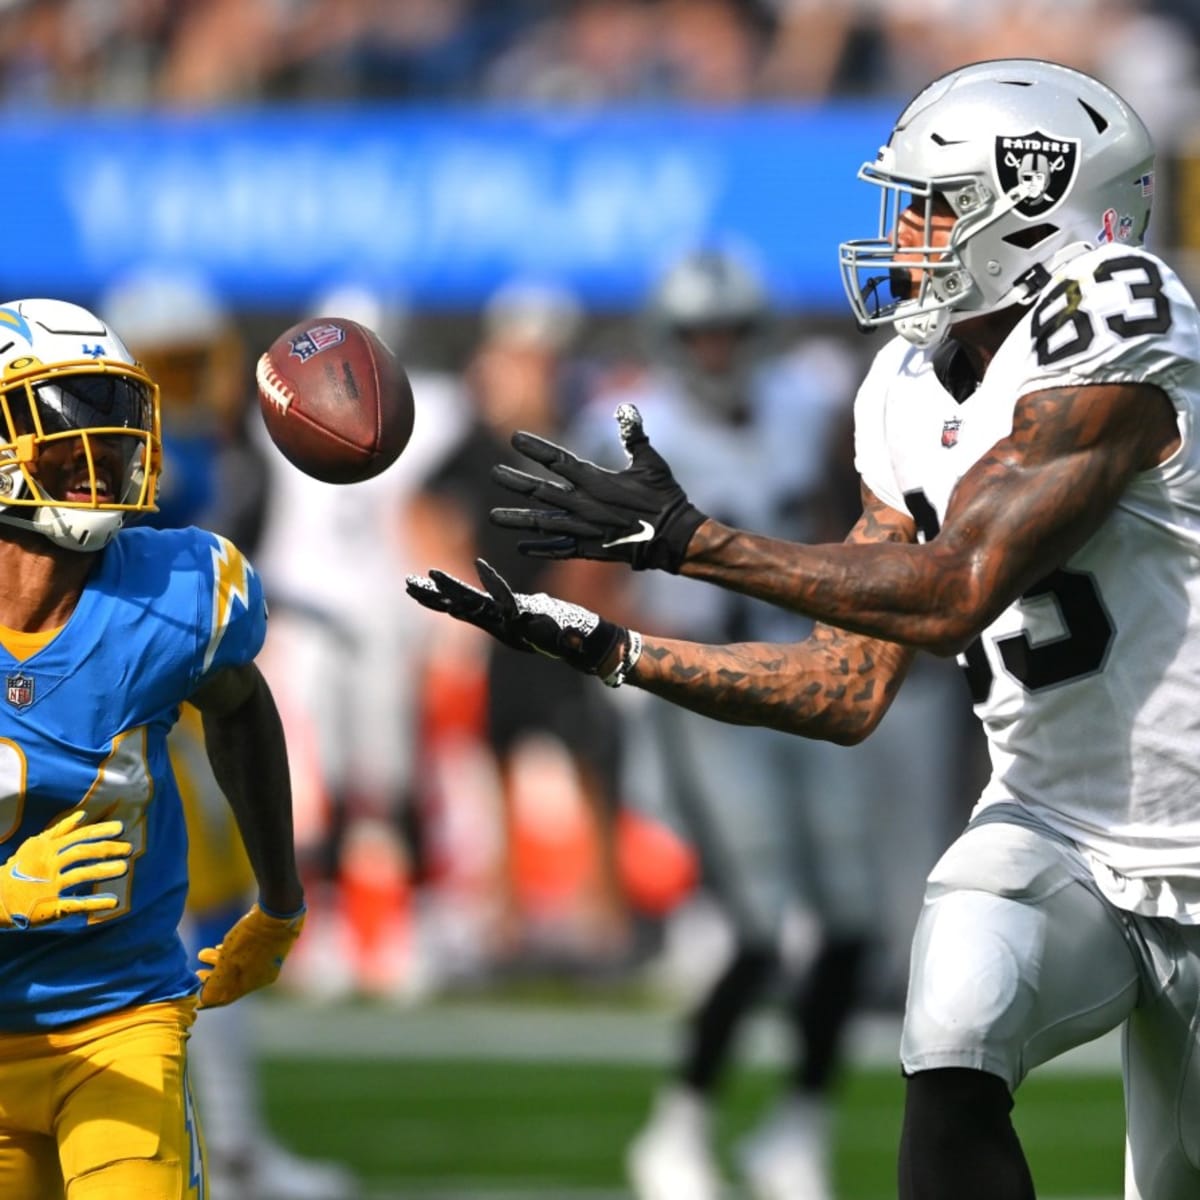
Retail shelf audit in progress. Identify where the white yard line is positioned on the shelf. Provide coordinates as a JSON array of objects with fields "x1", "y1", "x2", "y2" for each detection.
[
  {"x1": 363, "y1": 1189, "x2": 1116, "y2": 1200},
  {"x1": 251, "y1": 997, "x2": 1121, "y2": 1075},
  {"x1": 366, "y1": 1189, "x2": 631, "y2": 1200}
]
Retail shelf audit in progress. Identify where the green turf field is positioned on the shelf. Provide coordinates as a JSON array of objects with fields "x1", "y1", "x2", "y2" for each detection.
[{"x1": 261, "y1": 1056, "x2": 1126, "y2": 1198}]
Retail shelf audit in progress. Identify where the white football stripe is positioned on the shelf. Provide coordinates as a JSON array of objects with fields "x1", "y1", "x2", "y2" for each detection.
[{"x1": 255, "y1": 352, "x2": 295, "y2": 412}]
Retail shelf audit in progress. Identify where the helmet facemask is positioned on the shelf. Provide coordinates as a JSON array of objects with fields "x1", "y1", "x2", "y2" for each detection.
[
  {"x1": 840, "y1": 165, "x2": 984, "y2": 348},
  {"x1": 0, "y1": 358, "x2": 162, "y2": 552}
]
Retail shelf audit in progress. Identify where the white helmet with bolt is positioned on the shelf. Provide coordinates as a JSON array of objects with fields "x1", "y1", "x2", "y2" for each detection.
[{"x1": 0, "y1": 299, "x2": 161, "y2": 551}]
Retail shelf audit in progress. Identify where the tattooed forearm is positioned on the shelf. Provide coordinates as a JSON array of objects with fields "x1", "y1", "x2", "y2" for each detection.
[
  {"x1": 681, "y1": 483, "x2": 973, "y2": 652},
  {"x1": 629, "y1": 623, "x2": 914, "y2": 745},
  {"x1": 677, "y1": 382, "x2": 1173, "y2": 653}
]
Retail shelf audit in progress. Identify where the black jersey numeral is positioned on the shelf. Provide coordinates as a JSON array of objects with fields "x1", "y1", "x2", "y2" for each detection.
[
  {"x1": 1031, "y1": 278, "x2": 1093, "y2": 366},
  {"x1": 1031, "y1": 255, "x2": 1171, "y2": 367},
  {"x1": 1094, "y1": 256, "x2": 1171, "y2": 337},
  {"x1": 903, "y1": 490, "x2": 1113, "y2": 702}
]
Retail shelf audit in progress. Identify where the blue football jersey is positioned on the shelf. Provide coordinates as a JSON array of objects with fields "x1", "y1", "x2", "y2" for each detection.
[{"x1": 0, "y1": 525, "x2": 267, "y2": 1030}]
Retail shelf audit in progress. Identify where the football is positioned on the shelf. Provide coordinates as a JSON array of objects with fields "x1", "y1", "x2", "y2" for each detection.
[{"x1": 255, "y1": 317, "x2": 414, "y2": 484}]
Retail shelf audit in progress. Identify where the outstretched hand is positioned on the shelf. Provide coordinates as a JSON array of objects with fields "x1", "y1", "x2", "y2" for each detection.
[
  {"x1": 489, "y1": 403, "x2": 706, "y2": 572},
  {"x1": 406, "y1": 559, "x2": 641, "y2": 685},
  {"x1": 404, "y1": 559, "x2": 530, "y2": 652}
]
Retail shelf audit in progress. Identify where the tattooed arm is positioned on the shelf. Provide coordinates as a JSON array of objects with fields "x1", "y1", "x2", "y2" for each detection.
[
  {"x1": 413, "y1": 382, "x2": 1175, "y2": 741},
  {"x1": 629, "y1": 489, "x2": 917, "y2": 744},
  {"x1": 678, "y1": 381, "x2": 1178, "y2": 655}
]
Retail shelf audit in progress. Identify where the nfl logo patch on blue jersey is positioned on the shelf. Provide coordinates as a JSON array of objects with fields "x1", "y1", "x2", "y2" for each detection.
[{"x1": 5, "y1": 671, "x2": 33, "y2": 709}]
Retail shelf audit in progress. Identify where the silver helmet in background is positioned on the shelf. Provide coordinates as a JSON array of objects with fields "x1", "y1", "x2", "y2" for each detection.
[{"x1": 645, "y1": 249, "x2": 771, "y2": 416}]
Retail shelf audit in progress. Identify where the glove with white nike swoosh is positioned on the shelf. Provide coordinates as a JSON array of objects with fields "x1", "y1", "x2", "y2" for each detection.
[
  {"x1": 196, "y1": 902, "x2": 306, "y2": 1008},
  {"x1": 0, "y1": 810, "x2": 132, "y2": 930},
  {"x1": 406, "y1": 559, "x2": 643, "y2": 686},
  {"x1": 490, "y1": 403, "x2": 707, "y2": 572}
]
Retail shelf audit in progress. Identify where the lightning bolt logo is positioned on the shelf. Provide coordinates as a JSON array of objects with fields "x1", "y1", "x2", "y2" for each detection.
[
  {"x1": 0, "y1": 307, "x2": 33, "y2": 344},
  {"x1": 182, "y1": 1059, "x2": 206, "y2": 1198},
  {"x1": 204, "y1": 535, "x2": 253, "y2": 671}
]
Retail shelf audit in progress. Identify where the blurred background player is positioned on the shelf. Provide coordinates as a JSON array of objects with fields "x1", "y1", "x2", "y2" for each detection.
[
  {"x1": 99, "y1": 265, "x2": 267, "y2": 544},
  {"x1": 249, "y1": 282, "x2": 465, "y2": 1000},
  {"x1": 408, "y1": 279, "x2": 632, "y2": 971},
  {"x1": 101, "y1": 269, "x2": 360, "y2": 1200},
  {"x1": 567, "y1": 247, "x2": 875, "y2": 1200}
]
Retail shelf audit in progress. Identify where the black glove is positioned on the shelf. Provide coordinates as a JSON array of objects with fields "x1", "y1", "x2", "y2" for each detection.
[
  {"x1": 489, "y1": 403, "x2": 707, "y2": 572},
  {"x1": 405, "y1": 559, "x2": 643, "y2": 686}
]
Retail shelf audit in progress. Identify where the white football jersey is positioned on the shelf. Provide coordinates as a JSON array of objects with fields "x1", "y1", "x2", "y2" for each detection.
[{"x1": 854, "y1": 242, "x2": 1200, "y2": 920}]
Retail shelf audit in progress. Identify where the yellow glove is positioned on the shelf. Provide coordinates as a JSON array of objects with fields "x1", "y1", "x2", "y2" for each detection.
[
  {"x1": 0, "y1": 810, "x2": 131, "y2": 930},
  {"x1": 196, "y1": 902, "x2": 306, "y2": 1008}
]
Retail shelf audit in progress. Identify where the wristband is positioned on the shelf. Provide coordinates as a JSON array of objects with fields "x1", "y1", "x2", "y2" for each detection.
[
  {"x1": 603, "y1": 629, "x2": 643, "y2": 688},
  {"x1": 256, "y1": 898, "x2": 307, "y2": 921}
]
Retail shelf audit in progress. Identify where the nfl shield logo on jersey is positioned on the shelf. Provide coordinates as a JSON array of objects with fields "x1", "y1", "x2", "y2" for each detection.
[
  {"x1": 5, "y1": 672, "x2": 33, "y2": 709},
  {"x1": 941, "y1": 417, "x2": 962, "y2": 448},
  {"x1": 995, "y1": 131, "x2": 1080, "y2": 218},
  {"x1": 288, "y1": 323, "x2": 346, "y2": 363}
]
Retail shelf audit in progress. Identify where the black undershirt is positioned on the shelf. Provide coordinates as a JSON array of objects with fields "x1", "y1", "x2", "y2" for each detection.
[{"x1": 931, "y1": 340, "x2": 981, "y2": 404}]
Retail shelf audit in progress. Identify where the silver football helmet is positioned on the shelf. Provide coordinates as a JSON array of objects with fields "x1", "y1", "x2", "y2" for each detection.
[
  {"x1": 0, "y1": 299, "x2": 161, "y2": 551},
  {"x1": 839, "y1": 59, "x2": 1156, "y2": 347},
  {"x1": 645, "y1": 249, "x2": 769, "y2": 414}
]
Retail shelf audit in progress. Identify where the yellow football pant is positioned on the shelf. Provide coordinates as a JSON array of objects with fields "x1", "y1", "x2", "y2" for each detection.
[{"x1": 0, "y1": 998, "x2": 205, "y2": 1199}]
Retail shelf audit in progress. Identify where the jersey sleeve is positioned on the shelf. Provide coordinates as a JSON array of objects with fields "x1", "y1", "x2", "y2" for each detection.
[
  {"x1": 189, "y1": 528, "x2": 268, "y2": 687},
  {"x1": 853, "y1": 338, "x2": 909, "y2": 515},
  {"x1": 1011, "y1": 245, "x2": 1198, "y2": 398}
]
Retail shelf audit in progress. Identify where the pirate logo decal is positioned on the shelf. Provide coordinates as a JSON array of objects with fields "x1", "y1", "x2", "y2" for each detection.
[{"x1": 995, "y1": 131, "x2": 1080, "y2": 219}]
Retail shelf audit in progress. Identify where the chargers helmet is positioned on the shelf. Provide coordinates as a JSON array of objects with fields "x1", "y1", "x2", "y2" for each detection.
[
  {"x1": 0, "y1": 299, "x2": 161, "y2": 551},
  {"x1": 839, "y1": 59, "x2": 1156, "y2": 347}
]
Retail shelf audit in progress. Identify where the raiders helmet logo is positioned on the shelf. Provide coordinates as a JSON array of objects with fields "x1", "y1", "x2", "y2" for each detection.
[{"x1": 995, "y1": 131, "x2": 1080, "y2": 219}]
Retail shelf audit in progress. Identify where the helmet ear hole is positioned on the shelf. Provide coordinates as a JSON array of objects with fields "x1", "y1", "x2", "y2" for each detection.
[
  {"x1": 1002, "y1": 223, "x2": 1059, "y2": 249},
  {"x1": 1078, "y1": 98, "x2": 1109, "y2": 133}
]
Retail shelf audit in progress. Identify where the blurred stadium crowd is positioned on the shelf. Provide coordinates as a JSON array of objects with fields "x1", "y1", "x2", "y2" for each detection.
[{"x1": 0, "y1": 0, "x2": 1194, "y2": 130}]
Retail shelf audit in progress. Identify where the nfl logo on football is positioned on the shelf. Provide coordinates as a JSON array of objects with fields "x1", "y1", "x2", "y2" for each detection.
[
  {"x1": 5, "y1": 672, "x2": 33, "y2": 709},
  {"x1": 288, "y1": 323, "x2": 347, "y2": 363}
]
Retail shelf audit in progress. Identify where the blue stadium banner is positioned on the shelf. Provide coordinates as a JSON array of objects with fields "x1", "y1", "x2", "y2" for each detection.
[{"x1": 4, "y1": 105, "x2": 897, "y2": 311}]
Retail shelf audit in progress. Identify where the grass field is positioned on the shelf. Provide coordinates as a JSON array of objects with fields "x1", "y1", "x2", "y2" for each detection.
[{"x1": 259, "y1": 1041, "x2": 1126, "y2": 1198}]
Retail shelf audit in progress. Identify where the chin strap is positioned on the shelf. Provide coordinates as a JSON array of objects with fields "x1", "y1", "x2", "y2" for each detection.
[
  {"x1": 895, "y1": 305, "x2": 953, "y2": 348},
  {"x1": 0, "y1": 505, "x2": 122, "y2": 552}
]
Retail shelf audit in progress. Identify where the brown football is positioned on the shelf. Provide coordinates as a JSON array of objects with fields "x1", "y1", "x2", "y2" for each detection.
[{"x1": 255, "y1": 317, "x2": 414, "y2": 484}]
